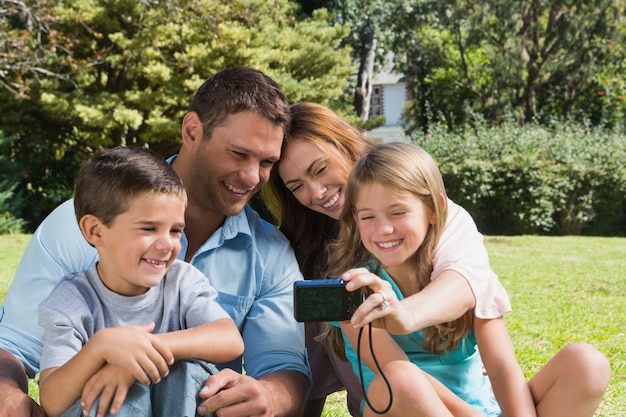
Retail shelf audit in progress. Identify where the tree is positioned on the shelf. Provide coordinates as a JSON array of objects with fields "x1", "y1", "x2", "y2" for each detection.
[
  {"x1": 388, "y1": 0, "x2": 623, "y2": 130},
  {"x1": 295, "y1": 0, "x2": 398, "y2": 123},
  {"x1": 0, "y1": 0, "x2": 353, "y2": 229}
]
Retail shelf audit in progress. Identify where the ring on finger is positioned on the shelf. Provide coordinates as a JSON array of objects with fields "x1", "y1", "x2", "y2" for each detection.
[{"x1": 377, "y1": 291, "x2": 389, "y2": 310}]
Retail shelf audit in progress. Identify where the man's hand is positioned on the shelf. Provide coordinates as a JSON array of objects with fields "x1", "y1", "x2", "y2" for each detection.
[
  {"x1": 0, "y1": 349, "x2": 45, "y2": 417},
  {"x1": 197, "y1": 369, "x2": 270, "y2": 417},
  {"x1": 196, "y1": 369, "x2": 308, "y2": 417},
  {"x1": 0, "y1": 387, "x2": 46, "y2": 417}
]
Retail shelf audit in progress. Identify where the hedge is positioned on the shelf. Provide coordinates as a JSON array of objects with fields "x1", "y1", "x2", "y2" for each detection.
[{"x1": 413, "y1": 120, "x2": 626, "y2": 236}]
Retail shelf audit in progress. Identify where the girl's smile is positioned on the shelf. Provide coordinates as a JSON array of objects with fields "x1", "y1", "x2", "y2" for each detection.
[{"x1": 354, "y1": 183, "x2": 434, "y2": 268}]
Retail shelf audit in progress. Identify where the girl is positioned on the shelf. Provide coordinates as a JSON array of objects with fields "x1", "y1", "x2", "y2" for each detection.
[{"x1": 326, "y1": 142, "x2": 610, "y2": 417}]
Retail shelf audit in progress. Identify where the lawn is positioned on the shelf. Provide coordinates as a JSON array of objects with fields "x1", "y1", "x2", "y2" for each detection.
[{"x1": 1, "y1": 234, "x2": 624, "y2": 416}]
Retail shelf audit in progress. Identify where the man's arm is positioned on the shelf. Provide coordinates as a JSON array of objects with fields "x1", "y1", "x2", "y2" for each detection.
[
  {"x1": 258, "y1": 371, "x2": 309, "y2": 417},
  {"x1": 0, "y1": 200, "x2": 98, "y2": 374},
  {"x1": 0, "y1": 349, "x2": 45, "y2": 417},
  {"x1": 194, "y1": 218, "x2": 311, "y2": 416}
]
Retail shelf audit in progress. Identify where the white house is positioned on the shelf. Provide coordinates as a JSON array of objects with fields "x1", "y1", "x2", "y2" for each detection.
[{"x1": 365, "y1": 59, "x2": 409, "y2": 143}]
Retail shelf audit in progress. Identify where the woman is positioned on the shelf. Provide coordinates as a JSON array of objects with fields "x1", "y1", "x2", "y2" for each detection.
[{"x1": 264, "y1": 102, "x2": 371, "y2": 416}]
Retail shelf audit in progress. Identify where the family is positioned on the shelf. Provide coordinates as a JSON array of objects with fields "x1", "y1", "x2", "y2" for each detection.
[{"x1": 0, "y1": 66, "x2": 611, "y2": 417}]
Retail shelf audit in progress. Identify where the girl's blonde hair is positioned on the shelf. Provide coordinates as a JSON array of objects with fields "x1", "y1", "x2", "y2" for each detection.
[{"x1": 323, "y1": 142, "x2": 473, "y2": 356}]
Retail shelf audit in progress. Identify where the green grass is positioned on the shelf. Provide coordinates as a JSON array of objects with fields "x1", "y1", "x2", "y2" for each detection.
[
  {"x1": 1, "y1": 234, "x2": 624, "y2": 415},
  {"x1": 320, "y1": 235, "x2": 626, "y2": 417}
]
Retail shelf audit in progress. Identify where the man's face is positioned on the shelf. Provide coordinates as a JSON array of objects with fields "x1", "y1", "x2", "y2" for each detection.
[{"x1": 187, "y1": 111, "x2": 283, "y2": 217}]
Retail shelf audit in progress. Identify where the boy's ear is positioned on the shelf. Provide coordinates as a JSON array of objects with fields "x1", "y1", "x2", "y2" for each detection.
[{"x1": 79, "y1": 214, "x2": 105, "y2": 247}]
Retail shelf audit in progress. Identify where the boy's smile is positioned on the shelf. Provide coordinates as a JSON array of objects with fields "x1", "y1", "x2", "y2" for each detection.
[{"x1": 93, "y1": 192, "x2": 186, "y2": 296}]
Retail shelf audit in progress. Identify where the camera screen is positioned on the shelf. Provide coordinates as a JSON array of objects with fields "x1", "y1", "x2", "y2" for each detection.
[{"x1": 294, "y1": 281, "x2": 363, "y2": 322}]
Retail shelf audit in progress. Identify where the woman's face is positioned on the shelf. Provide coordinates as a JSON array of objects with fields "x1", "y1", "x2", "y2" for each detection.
[{"x1": 278, "y1": 138, "x2": 350, "y2": 220}]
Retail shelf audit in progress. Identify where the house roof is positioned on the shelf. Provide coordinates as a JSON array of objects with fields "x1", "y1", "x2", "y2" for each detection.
[
  {"x1": 372, "y1": 53, "x2": 405, "y2": 85},
  {"x1": 372, "y1": 70, "x2": 405, "y2": 85}
]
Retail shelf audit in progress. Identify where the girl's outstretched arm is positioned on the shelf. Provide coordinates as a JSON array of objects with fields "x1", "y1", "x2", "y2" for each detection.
[{"x1": 343, "y1": 268, "x2": 475, "y2": 334}]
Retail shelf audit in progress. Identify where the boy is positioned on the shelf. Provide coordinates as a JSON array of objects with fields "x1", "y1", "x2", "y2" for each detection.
[{"x1": 37, "y1": 147, "x2": 244, "y2": 417}]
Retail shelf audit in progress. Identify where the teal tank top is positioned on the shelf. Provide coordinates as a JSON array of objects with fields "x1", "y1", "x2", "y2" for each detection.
[{"x1": 336, "y1": 267, "x2": 501, "y2": 416}]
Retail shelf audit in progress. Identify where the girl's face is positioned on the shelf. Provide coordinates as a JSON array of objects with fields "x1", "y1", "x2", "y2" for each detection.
[
  {"x1": 278, "y1": 138, "x2": 350, "y2": 220},
  {"x1": 354, "y1": 182, "x2": 435, "y2": 269}
]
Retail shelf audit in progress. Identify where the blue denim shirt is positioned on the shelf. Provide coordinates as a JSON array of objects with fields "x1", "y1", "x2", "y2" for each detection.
[{"x1": 0, "y1": 199, "x2": 310, "y2": 383}]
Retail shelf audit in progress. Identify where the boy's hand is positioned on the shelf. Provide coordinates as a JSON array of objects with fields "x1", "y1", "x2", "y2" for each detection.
[
  {"x1": 81, "y1": 364, "x2": 135, "y2": 417},
  {"x1": 91, "y1": 322, "x2": 173, "y2": 384}
]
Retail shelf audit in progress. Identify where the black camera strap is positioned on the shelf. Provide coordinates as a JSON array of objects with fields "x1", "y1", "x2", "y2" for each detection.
[{"x1": 356, "y1": 323, "x2": 393, "y2": 414}]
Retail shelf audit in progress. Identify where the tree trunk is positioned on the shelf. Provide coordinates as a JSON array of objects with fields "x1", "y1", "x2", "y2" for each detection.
[{"x1": 354, "y1": 28, "x2": 377, "y2": 123}]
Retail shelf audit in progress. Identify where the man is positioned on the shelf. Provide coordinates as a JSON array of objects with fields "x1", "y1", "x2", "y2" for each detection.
[{"x1": 0, "y1": 66, "x2": 310, "y2": 417}]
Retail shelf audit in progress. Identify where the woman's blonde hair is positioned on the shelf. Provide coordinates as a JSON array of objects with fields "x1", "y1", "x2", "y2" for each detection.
[{"x1": 324, "y1": 142, "x2": 473, "y2": 356}]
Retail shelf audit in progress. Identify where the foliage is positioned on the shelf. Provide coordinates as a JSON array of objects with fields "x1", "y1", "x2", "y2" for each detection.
[
  {"x1": 2, "y1": 0, "x2": 353, "y2": 149},
  {"x1": 383, "y1": 0, "x2": 625, "y2": 131},
  {"x1": 593, "y1": 25, "x2": 626, "y2": 126},
  {"x1": 294, "y1": 0, "x2": 402, "y2": 120},
  {"x1": 295, "y1": 1, "x2": 626, "y2": 131},
  {"x1": 0, "y1": 197, "x2": 25, "y2": 234},
  {"x1": 413, "y1": 118, "x2": 626, "y2": 235},
  {"x1": 0, "y1": 134, "x2": 25, "y2": 233},
  {"x1": 0, "y1": 0, "x2": 353, "y2": 230}
]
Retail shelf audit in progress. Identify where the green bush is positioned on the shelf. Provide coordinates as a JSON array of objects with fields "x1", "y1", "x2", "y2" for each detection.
[
  {"x1": 0, "y1": 186, "x2": 25, "y2": 234},
  {"x1": 0, "y1": 134, "x2": 25, "y2": 234},
  {"x1": 0, "y1": 132, "x2": 81, "y2": 233},
  {"x1": 413, "y1": 120, "x2": 626, "y2": 236}
]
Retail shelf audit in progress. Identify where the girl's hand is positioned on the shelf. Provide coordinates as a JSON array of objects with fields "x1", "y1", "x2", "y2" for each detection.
[{"x1": 341, "y1": 268, "x2": 415, "y2": 334}]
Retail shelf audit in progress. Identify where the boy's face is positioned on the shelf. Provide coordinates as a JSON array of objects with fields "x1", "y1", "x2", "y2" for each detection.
[{"x1": 93, "y1": 192, "x2": 186, "y2": 296}]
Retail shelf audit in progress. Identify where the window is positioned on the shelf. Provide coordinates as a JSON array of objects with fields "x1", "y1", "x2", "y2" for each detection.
[{"x1": 370, "y1": 86, "x2": 382, "y2": 116}]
